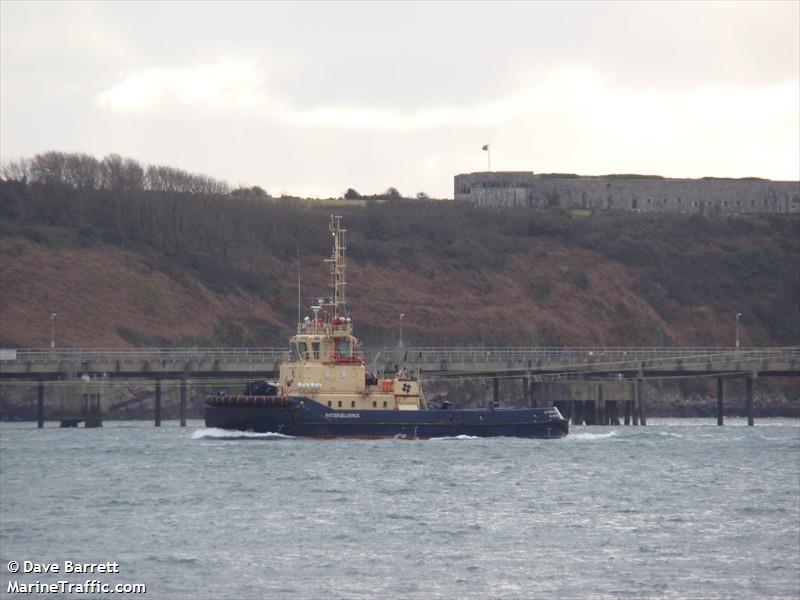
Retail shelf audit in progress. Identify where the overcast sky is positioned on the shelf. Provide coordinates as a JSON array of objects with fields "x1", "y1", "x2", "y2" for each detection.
[{"x1": 1, "y1": 1, "x2": 798, "y2": 198}]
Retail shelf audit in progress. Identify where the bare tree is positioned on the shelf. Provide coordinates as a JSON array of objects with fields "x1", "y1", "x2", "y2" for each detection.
[
  {"x1": 100, "y1": 154, "x2": 144, "y2": 192},
  {"x1": 6, "y1": 151, "x2": 232, "y2": 195},
  {"x1": 146, "y1": 164, "x2": 230, "y2": 194},
  {"x1": 64, "y1": 153, "x2": 101, "y2": 189},
  {"x1": 232, "y1": 185, "x2": 269, "y2": 198},
  {"x1": 0, "y1": 157, "x2": 32, "y2": 181},
  {"x1": 30, "y1": 151, "x2": 68, "y2": 185},
  {"x1": 384, "y1": 187, "x2": 402, "y2": 200}
]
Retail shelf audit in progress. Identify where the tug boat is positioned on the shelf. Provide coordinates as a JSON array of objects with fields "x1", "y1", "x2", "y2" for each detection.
[{"x1": 205, "y1": 216, "x2": 568, "y2": 439}]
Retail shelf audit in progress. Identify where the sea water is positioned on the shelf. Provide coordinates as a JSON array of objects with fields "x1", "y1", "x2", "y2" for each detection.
[{"x1": 1, "y1": 419, "x2": 798, "y2": 599}]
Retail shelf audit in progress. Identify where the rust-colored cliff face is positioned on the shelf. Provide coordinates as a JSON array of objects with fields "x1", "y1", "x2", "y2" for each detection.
[{"x1": 0, "y1": 235, "x2": 794, "y2": 350}]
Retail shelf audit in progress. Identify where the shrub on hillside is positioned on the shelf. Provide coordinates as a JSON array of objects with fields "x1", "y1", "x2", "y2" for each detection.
[
  {"x1": 530, "y1": 278, "x2": 553, "y2": 300},
  {"x1": 565, "y1": 269, "x2": 590, "y2": 290}
]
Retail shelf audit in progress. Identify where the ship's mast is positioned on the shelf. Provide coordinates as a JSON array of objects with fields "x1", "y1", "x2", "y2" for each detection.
[{"x1": 325, "y1": 215, "x2": 347, "y2": 319}]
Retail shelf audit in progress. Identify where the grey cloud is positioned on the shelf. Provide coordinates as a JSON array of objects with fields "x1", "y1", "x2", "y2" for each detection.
[{"x1": 2, "y1": 1, "x2": 798, "y2": 198}]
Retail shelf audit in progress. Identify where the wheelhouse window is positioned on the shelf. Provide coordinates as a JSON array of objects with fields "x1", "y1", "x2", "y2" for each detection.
[
  {"x1": 298, "y1": 341, "x2": 308, "y2": 359},
  {"x1": 336, "y1": 339, "x2": 351, "y2": 357},
  {"x1": 290, "y1": 343, "x2": 300, "y2": 361},
  {"x1": 312, "y1": 342, "x2": 321, "y2": 360}
]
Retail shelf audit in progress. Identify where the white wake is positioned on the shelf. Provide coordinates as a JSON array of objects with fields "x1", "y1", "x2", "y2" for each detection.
[
  {"x1": 569, "y1": 431, "x2": 619, "y2": 441},
  {"x1": 191, "y1": 428, "x2": 294, "y2": 440}
]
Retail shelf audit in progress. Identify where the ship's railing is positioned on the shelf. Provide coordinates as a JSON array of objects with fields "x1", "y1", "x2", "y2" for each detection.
[{"x1": 3, "y1": 346, "x2": 797, "y2": 367}]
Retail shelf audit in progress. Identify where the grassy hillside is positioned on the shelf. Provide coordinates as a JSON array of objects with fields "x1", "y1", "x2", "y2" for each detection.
[{"x1": 0, "y1": 180, "x2": 797, "y2": 349}]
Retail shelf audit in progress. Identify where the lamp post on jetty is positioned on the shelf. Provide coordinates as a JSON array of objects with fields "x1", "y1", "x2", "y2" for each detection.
[
  {"x1": 399, "y1": 313, "x2": 405, "y2": 348},
  {"x1": 736, "y1": 312, "x2": 742, "y2": 349},
  {"x1": 50, "y1": 312, "x2": 57, "y2": 349}
]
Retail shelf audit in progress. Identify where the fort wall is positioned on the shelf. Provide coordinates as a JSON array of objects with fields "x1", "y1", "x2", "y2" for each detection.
[{"x1": 454, "y1": 172, "x2": 800, "y2": 214}]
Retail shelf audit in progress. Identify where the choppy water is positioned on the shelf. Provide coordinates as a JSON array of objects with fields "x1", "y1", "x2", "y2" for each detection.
[{"x1": 1, "y1": 419, "x2": 799, "y2": 599}]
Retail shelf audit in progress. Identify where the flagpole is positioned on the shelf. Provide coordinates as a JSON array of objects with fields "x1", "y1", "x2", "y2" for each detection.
[{"x1": 488, "y1": 146, "x2": 491, "y2": 172}]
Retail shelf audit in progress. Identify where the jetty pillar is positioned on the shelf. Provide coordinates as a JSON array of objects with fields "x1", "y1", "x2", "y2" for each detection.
[
  {"x1": 154, "y1": 379, "x2": 162, "y2": 427},
  {"x1": 636, "y1": 378, "x2": 647, "y2": 426},
  {"x1": 37, "y1": 381, "x2": 45, "y2": 428},
  {"x1": 716, "y1": 377, "x2": 725, "y2": 426},
  {"x1": 530, "y1": 381, "x2": 540, "y2": 408},
  {"x1": 608, "y1": 401, "x2": 620, "y2": 425},
  {"x1": 573, "y1": 401, "x2": 583, "y2": 426},
  {"x1": 584, "y1": 389, "x2": 600, "y2": 425},
  {"x1": 624, "y1": 400, "x2": 631, "y2": 425},
  {"x1": 746, "y1": 376, "x2": 754, "y2": 426},
  {"x1": 523, "y1": 376, "x2": 531, "y2": 407},
  {"x1": 596, "y1": 384, "x2": 606, "y2": 426},
  {"x1": 84, "y1": 390, "x2": 103, "y2": 428},
  {"x1": 180, "y1": 379, "x2": 188, "y2": 427}
]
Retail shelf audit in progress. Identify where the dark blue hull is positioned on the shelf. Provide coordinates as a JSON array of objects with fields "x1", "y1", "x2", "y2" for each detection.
[{"x1": 204, "y1": 397, "x2": 569, "y2": 439}]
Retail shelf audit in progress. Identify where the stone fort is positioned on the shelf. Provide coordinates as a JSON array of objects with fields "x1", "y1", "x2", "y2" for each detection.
[{"x1": 454, "y1": 172, "x2": 800, "y2": 214}]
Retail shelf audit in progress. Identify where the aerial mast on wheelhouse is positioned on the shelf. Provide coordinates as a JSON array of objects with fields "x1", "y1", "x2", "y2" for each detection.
[{"x1": 324, "y1": 215, "x2": 347, "y2": 320}]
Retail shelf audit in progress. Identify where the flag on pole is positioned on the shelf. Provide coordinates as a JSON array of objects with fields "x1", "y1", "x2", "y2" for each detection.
[{"x1": 482, "y1": 144, "x2": 489, "y2": 151}]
